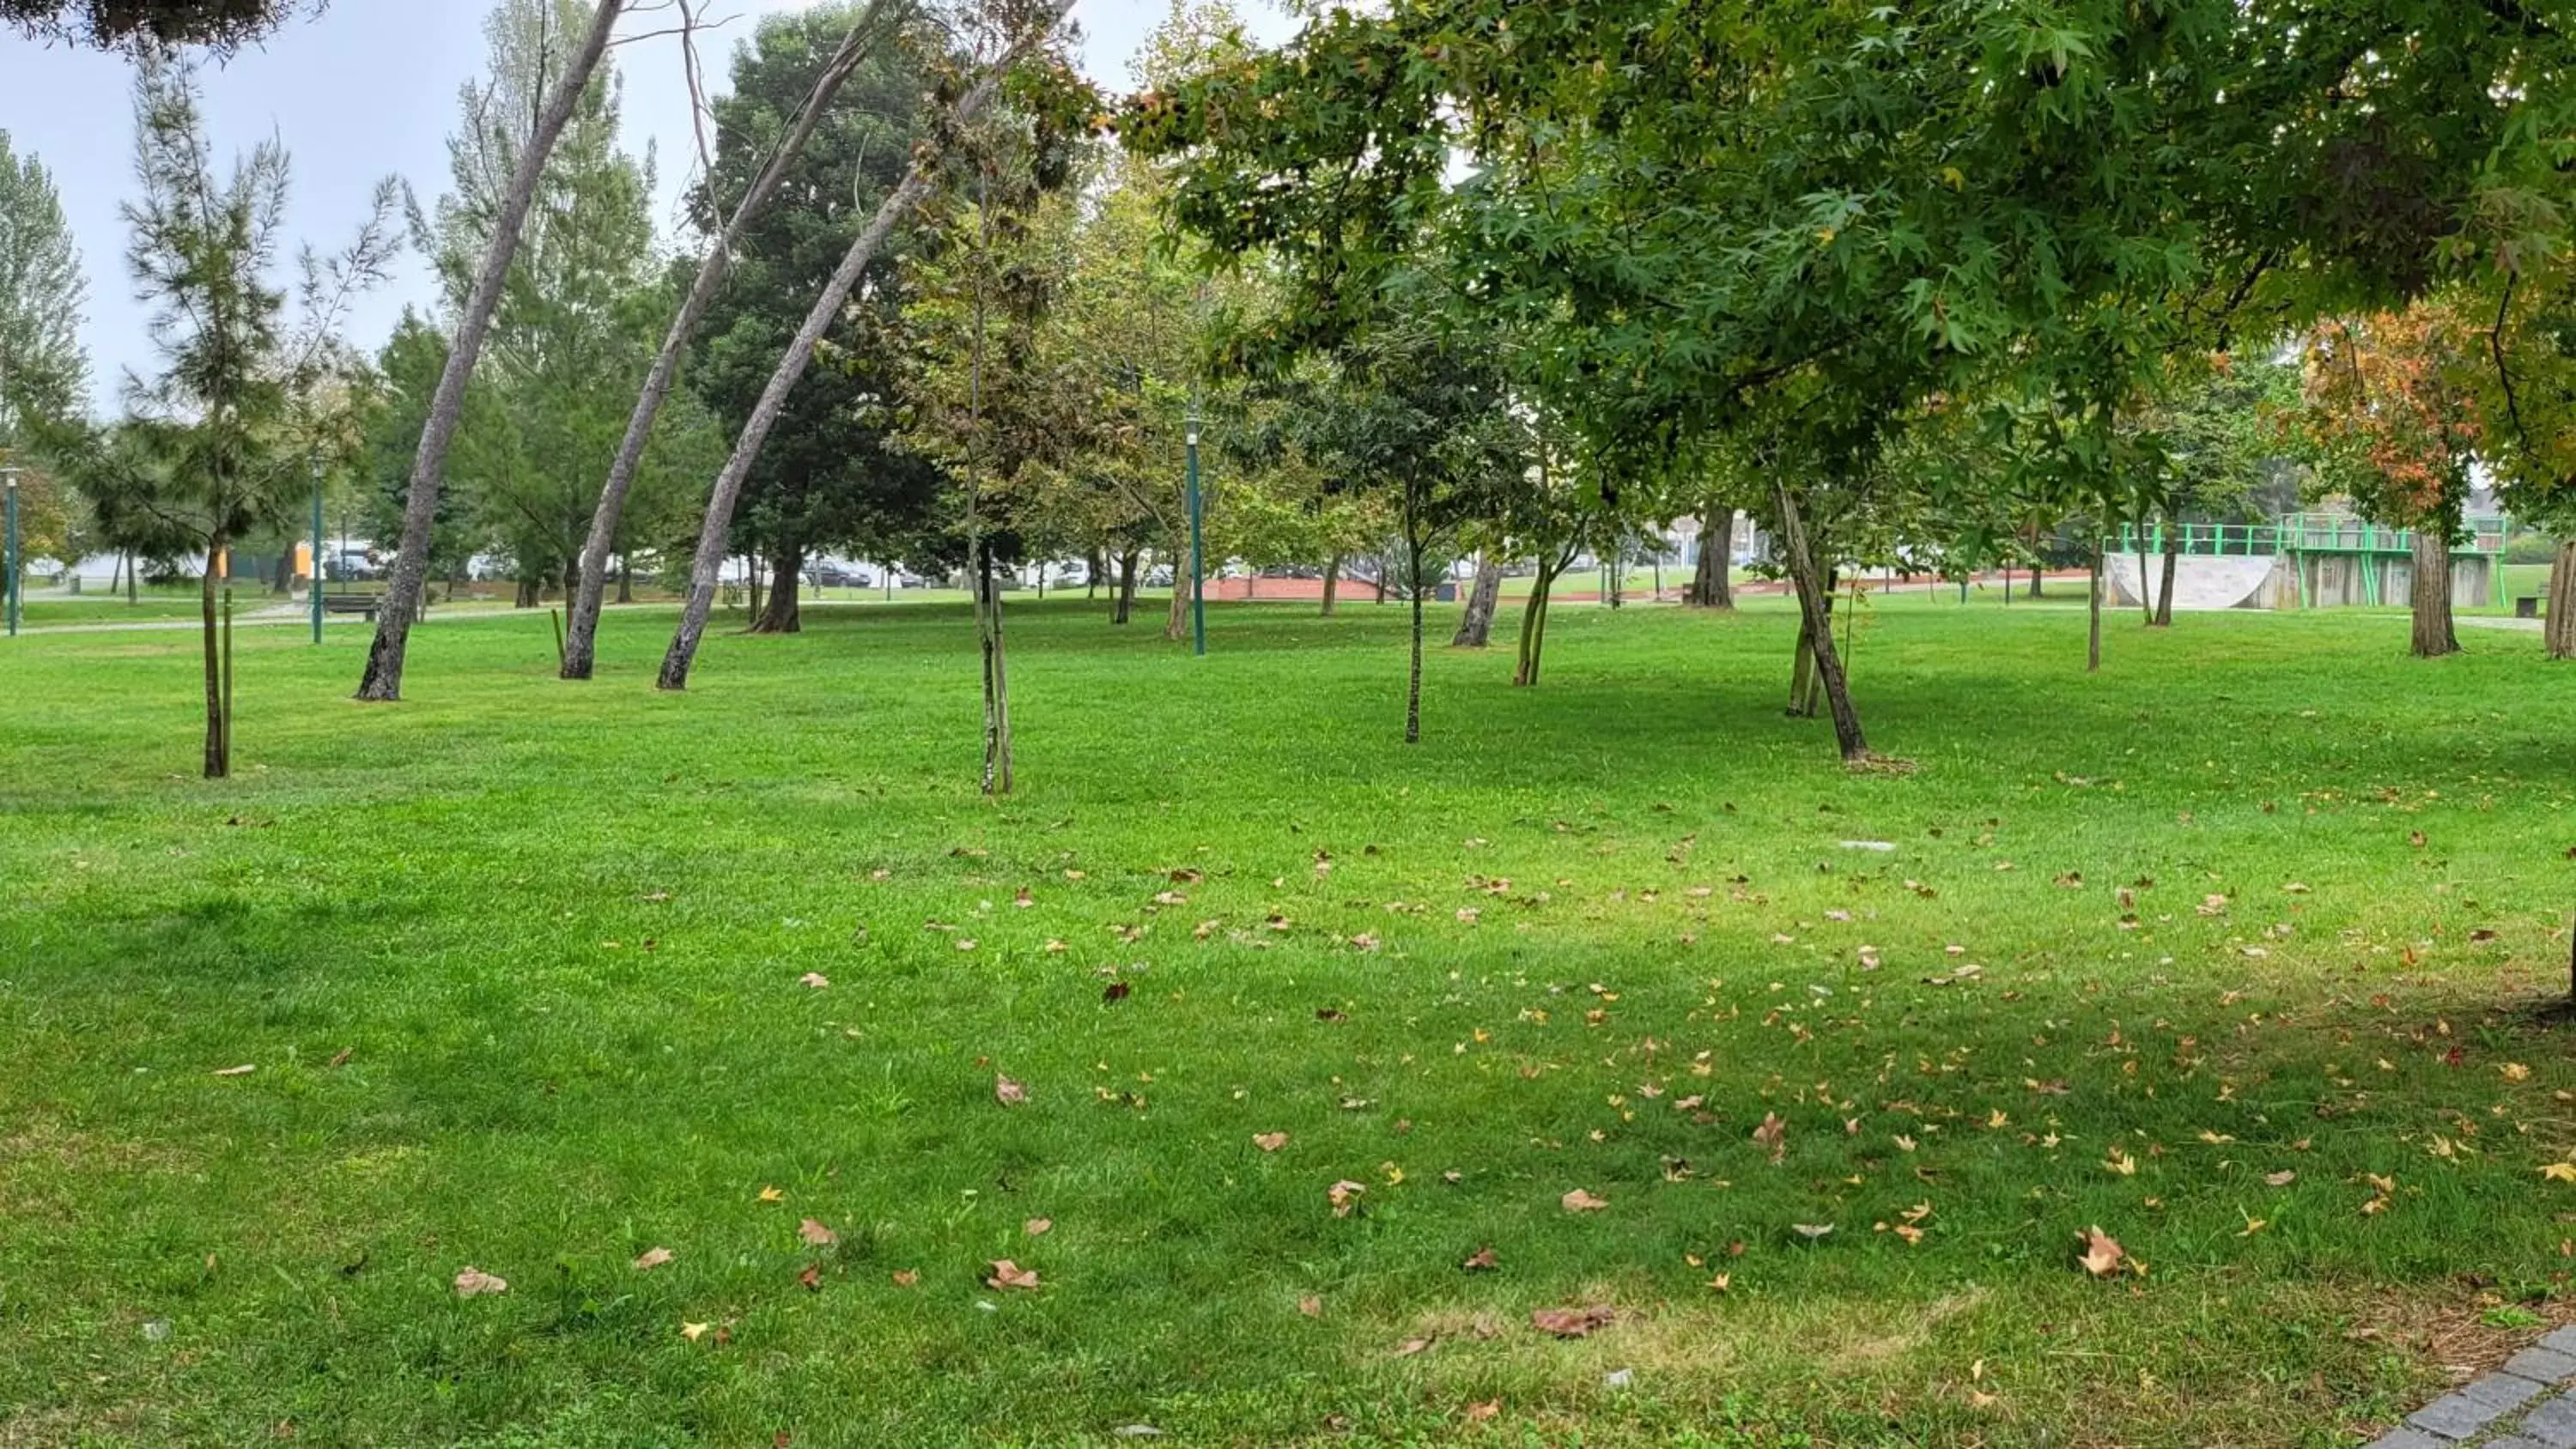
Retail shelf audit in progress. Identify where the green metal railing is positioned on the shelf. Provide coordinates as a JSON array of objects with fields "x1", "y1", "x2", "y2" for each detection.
[{"x1": 2111, "y1": 514, "x2": 2507, "y2": 559}]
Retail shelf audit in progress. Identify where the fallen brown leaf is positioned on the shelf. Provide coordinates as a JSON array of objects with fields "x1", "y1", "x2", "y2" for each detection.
[
  {"x1": 1529, "y1": 1305, "x2": 1617, "y2": 1338},
  {"x1": 1253, "y1": 1132, "x2": 1288, "y2": 1152},
  {"x1": 798, "y1": 1218, "x2": 838, "y2": 1247},
  {"x1": 1462, "y1": 1246, "x2": 1498, "y2": 1271},
  {"x1": 986, "y1": 1259, "x2": 1041, "y2": 1290},
  {"x1": 1562, "y1": 1188, "x2": 1609, "y2": 1212},
  {"x1": 632, "y1": 1246, "x2": 674, "y2": 1271},
  {"x1": 2077, "y1": 1226, "x2": 2124, "y2": 1278},
  {"x1": 994, "y1": 1074, "x2": 1029, "y2": 1106},
  {"x1": 453, "y1": 1267, "x2": 508, "y2": 1297}
]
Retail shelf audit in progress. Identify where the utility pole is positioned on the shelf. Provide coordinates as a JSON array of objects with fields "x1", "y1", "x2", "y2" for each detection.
[
  {"x1": 1187, "y1": 403, "x2": 1206, "y2": 657},
  {"x1": 3, "y1": 467, "x2": 20, "y2": 638}
]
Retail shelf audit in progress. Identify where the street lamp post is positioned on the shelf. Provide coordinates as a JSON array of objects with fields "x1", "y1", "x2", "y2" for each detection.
[
  {"x1": 3, "y1": 468, "x2": 20, "y2": 638},
  {"x1": 1186, "y1": 404, "x2": 1206, "y2": 657}
]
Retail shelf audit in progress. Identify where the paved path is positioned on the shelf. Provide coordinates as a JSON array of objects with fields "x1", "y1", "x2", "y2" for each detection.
[
  {"x1": 2464, "y1": 616, "x2": 2545, "y2": 634},
  {"x1": 2372, "y1": 1327, "x2": 2576, "y2": 1447}
]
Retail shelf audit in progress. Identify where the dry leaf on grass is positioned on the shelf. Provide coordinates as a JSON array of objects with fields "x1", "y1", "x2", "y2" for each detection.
[
  {"x1": 986, "y1": 1259, "x2": 1041, "y2": 1290},
  {"x1": 632, "y1": 1246, "x2": 674, "y2": 1271},
  {"x1": 1529, "y1": 1305, "x2": 1617, "y2": 1338},
  {"x1": 453, "y1": 1267, "x2": 508, "y2": 1297},
  {"x1": 1253, "y1": 1132, "x2": 1288, "y2": 1152},
  {"x1": 1328, "y1": 1180, "x2": 1366, "y2": 1217},
  {"x1": 1462, "y1": 1246, "x2": 1498, "y2": 1271},
  {"x1": 1753, "y1": 1113, "x2": 1787, "y2": 1163},
  {"x1": 1561, "y1": 1188, "x2": 1609, "y2": 1212},
  {"x1": 799, "y1": 1219, "x2": 838, "y2": 1246},
  {"x1": 2077, "y1": 1226, "x2": 2124, "y2": 1277},
  {"x1": 798, "y1": 973, "x2": 829, "y2": 989},
  {"x1": 1024, "y1": 1217, "x2": 1052, "y2": 1236},
  {"x1": 994, "y1": 1074, "x2": 1029, "y2": 1106}
]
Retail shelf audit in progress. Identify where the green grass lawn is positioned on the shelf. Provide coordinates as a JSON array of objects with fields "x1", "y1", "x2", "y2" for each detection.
[
  {"x1": 3, "y1": 593, "x2": 2573, "y2": 1447},
  {"x1": 18, "y1": 586, "x2": 227, "y2": 626}
]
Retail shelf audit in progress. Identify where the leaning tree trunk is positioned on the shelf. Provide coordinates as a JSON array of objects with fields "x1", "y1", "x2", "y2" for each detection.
[
  {"x1": 659, "y1": 3, "x2": 1072, "y2": 692},
  {"x1": 360, "y1": 0, "x2": 625, "y2": 702},
  {"x1": 1321, "y1": 554, "x2": 1340, "y2": 616},
  {"x1": 2547, "y1": 541, "x2": 2574, "y2": 662},
  {"x1": 1452, "y1": 553, "x2": 1504, "y2": 647},
  {"x1": 2410, "y1": 525, "x2": 2459, "y2": 658},
  {"x1": 752, "y1": 548, "x2": 803, "y2": 634},
  {"x1": 1774, "y1": 482, "x2": 1868, "y2": 762},
  {"x1": 1514, "y1": 555, "x2": 1558, "y2": 687},
  {"x1": 1086, "y1": 547, "x2": 1104, "y2": 601},
  {"x1": 1789, "y1": 567, "x2": 1837, "y2": 718},
  {"x1": 562, "y1": 0, "x2": 899, "y2": 681},
  {"x1": 2152, "y1": 523, "x2": 2178, "y2": 627}
]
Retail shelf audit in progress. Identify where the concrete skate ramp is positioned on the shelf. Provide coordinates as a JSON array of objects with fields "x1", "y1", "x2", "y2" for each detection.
[{"x1": 2105, "y1": 554, "x2": 2275, "y2": 611}]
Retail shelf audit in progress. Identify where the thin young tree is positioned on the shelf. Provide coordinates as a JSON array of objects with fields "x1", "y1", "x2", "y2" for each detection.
[
  {"x1": 355, "y1": 0, "x2": 623, "y2": 702},
  {"x1": 112, "y1": 58, "x2": 395, "y2": 775}
]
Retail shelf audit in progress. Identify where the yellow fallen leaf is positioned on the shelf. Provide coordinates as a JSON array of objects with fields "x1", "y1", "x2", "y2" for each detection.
[
  {"x1": 2541, "y1": 1162, "x2": 2576, "y2": 1183},
  {"x1": 680, "y1": 1321, "x2": 711, "y2": 1341}
]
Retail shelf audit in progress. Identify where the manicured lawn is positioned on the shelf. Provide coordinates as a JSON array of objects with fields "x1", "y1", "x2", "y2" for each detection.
[
  {"x1": 2, "y1": 593, "x2": 2572, "y2": 1447},
  {"x1": 17, "y1": 586, "x2": 225, "y2": 626}
]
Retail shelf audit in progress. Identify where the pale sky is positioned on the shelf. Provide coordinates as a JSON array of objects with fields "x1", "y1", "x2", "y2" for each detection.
[{"x1": 0, "y1": 0, "x2": 1293, "y2": 412}]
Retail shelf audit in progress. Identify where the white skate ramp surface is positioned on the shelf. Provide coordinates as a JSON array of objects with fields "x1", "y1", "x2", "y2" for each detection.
[{"x1": 2105, "y1": 555, "x2": 2275, "y2": 611}]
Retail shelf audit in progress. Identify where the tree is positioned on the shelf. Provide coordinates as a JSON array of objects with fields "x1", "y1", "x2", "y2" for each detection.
[
  {"x1": 357, "y1": 0, "x2": 623, "y2": 702},
  {"x1": 2299, "y1": 304, "x2": 2484, "y2": 658},
  {"x1": 106, "y1": 58, "x2": 394, "y2": 776},
  {"x1": 2466, "y1": 265, "x2": 2576, "y2": 662},
  {"x1": 1, "y1": 0, "x2": 311, "y2": 52},
  {"x1": 656, "y1": 0, "x2": 1084, "y2": 692},
  {"x1": 561, "y1": 0, "x2": 909, "y2": 676},
  {"x1": 1122, "y1": 0, "x2": 2567, "y2": 758},
  {"x1": 677, "y1": 3, "x2": 942, "y2": 642},
  {"x1": 399, "y1": 0, "x2": 701, "y2": 615},
  {"x1": 0, "y1": 131, "x2": 90, "y2": 449},
  {"x1": 1289, "y1": 293, "x2": 1522, "y2": 743}
]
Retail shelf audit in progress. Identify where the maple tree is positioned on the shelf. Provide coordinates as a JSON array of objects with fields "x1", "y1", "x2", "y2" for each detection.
[{"x1": 2297, "y1": 301, "x2": 2487, "y2": 658}]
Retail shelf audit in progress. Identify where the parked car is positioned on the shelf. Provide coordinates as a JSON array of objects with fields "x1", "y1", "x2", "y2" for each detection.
[
  {"x1": 1143, "y1": 565, "x2": 1176, "y2": 588},
  {"x1": 811, "y1": 564, "x2": 872, "y2": 588}
]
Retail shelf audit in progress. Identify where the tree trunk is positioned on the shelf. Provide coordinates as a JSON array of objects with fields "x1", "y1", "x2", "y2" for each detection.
[
  {"x1": 2409, "y1": 524, "x2": 2459, "y2": 658},
  {"x1": 1774, "y1": 482, "x2": 1868, "y2": 762},
  {"x1": 616, "y1": 554, "x2": 632, "y2": 604},
  {"x1": 2135, "y1": 518, "x2": 2155, "y2": 623},
  {"x1": 658, "y1": 6, "x2": 1072, "y2": 693},
  {"x1": 977, "y1": 543, "x2": 1012, "y2": 794},
  {"x1": 1687, "y1": 512, "x2": 1735, "y2": 607},
  {"x1": 1086, "y1": 546, "x2": 1104, "y2": 601},
  {"x1": 1451, "y1": 552, "x2": 1503, "y2": 646},
  {"x1": 752, "y1": 548, "x2": 802, "y2": 634},
  {"x1": 1321, "y1": 554, "x2": 1340, "y2": 615},
  {"x1": 2029, "y1": 561, "x2": 2043, "y2": 597},
  {"x1": 2547, "y1": 540, "x2": 2574, "y2": 662},
  {"x1": 2152, "y1": 523, "x2": 2178, "y2": 627},
  {"x1": 1514, "y1": 555, "x2": 1558, "y2": 686},
  {"x1": 562, "y1": 0, "x2": 898, "y2": 681},
  {"x1": 1112, "y1": 548, "x2": 1138, "y2": 624},
  {"x1": 2087, "y1": 542, "x2": 2104, "y2": 672},
  {"x1": 1165, "y1": 543, "x2": 1189, "y2": 640},
  {"x1": 513, "y1": 575, "x2": 538, "y2": 609},
  {"x1": 199, "y1": 552, "x2": 226, "y2": 779},
  {"x1": 1405, "y1": 541, "x2": 1426, "y2": 743},
  {"x1": 360, "y1": 0, "x2": 625, "y2": 702}
]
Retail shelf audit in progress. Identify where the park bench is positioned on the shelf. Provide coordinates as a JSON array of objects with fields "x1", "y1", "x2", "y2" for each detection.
[
  {"x1": 320, "y1": 593, "x2": 425, "y2": 622},
  {"x1": 2517, "y1": 596, "x2": 2542, "y2": 619}
]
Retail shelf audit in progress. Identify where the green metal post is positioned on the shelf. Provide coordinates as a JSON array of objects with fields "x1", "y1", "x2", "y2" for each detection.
[
  {"x1": 3, "y1": 470, "x2": 19, "y2": 637},
  {"x1": 1186, "y1": 406, "x2": 1206, "y2": 657},
  {"x1": 310, "y1": 462, "x2": 325, "y2": 644}
]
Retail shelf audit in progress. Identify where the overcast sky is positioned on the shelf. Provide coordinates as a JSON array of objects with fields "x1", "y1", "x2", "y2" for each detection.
[{"x1": 0, "y1": 0, "x2": 1293, "y2": 412}]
